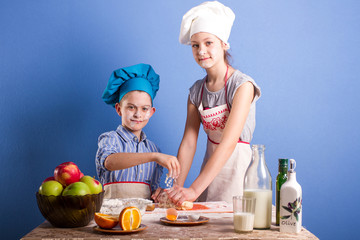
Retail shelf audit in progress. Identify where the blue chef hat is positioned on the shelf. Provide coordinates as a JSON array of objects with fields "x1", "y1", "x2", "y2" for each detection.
[{"x1": 102, "y1": 63, "x2": 160, "y2": 107}]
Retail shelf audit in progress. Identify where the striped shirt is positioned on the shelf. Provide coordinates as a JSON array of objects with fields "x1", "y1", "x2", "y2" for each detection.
[{"x1": 95, "y1": 125, "x2": 163, "y2": 192}]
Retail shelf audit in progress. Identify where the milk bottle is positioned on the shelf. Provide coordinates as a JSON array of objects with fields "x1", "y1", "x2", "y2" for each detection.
[{"x1": 243, "y1": 145, "x2": 272, "y2": 229}]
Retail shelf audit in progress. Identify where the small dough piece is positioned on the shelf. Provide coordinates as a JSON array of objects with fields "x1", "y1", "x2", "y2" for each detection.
[
  {"x1": 176, "y1": 201, "x2": 193, "y2": 210},
  {"x1": 146, "y1": 203, "x2": 155, "y2": 211}
]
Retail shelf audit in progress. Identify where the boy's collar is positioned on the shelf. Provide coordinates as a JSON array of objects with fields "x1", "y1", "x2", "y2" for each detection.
[{"x1": 116, "y1": 125, "x2": 147, "y2": 142}]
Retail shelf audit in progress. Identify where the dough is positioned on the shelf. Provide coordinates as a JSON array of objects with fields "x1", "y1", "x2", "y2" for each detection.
[
  {"x1": 176, "y1": 201, "x2": 194, "y2": 210},
  {"x1": 158, "y1": 192, "x2": 193, "y2": 210}
]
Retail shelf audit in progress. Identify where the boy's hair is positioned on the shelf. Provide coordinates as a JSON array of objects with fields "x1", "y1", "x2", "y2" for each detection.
[{"x1": 119, "y1": 90, "x2": 153, "y2": 107}]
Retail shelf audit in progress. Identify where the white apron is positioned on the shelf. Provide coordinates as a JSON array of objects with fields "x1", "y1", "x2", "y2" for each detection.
[
  {"x1": 197, "y1": 69, "x2": 252, "y2": 203},
  {"x1": 103, "y1": 181, "x2": 151, "y2": 199}
]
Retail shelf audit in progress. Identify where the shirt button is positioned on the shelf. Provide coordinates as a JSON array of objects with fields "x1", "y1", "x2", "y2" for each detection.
[{"x1": 134, "y1": 137, "x2": 138, "y2": 141}]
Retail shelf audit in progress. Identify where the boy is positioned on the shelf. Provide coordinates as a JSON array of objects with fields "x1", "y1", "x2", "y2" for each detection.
[{"x1": 96, "y1": 63, "x2": 180, "y2": 200}]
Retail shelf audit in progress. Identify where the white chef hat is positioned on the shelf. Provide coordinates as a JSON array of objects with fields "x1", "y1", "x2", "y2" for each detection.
[{"x1": 179, "y1": 1, "x2": 235, "y2": 48}]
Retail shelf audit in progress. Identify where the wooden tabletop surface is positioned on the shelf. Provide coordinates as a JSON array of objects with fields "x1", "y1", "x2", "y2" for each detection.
[{"x1": 22, "y1": 203, "x2": 318, "y2": 240}]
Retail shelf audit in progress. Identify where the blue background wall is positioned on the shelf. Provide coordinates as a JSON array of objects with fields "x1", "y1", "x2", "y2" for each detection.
[{"x1": 1, "y1": 0, "x2": 359, "y2": 239}]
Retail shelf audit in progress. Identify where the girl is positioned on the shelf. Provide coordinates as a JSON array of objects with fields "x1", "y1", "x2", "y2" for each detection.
[{"x1": 167, "y1": 1, "x2": 261, "y2": 204}]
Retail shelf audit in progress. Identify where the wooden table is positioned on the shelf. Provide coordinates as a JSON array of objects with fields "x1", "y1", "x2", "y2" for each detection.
[{"x1": 22, "y1": 204, "x2": 318, "y2": 240}]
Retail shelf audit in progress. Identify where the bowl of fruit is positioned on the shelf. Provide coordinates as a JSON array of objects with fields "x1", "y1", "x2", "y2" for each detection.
[{"x1": 36, "y1": 162, "x2": 104, "y2": 228}]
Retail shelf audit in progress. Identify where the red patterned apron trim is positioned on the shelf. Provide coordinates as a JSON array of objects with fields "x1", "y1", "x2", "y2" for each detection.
[
  {"x1": 201, "y1": 108, "x2": 229, "y2": 119},
  {"x1": 207, "y1": 135, "x2": 250, "y2": 145}
]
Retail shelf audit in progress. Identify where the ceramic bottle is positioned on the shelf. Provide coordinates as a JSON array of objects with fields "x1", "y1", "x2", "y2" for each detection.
[{"x1": 280, "y1": 159, "x2": 302, "y2": 233}]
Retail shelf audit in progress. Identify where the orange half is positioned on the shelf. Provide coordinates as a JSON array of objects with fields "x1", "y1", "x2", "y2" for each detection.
[
  {"x1": 94, "y1": 212, "x2": 119, "y2": 229},
  {"x1": 119, "y1": 206, "x2": 141, "y2": 230}
]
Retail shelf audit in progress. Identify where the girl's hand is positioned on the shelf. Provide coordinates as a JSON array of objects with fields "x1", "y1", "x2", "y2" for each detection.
[
  {"x1": 165, "y1": 185, "x2": 197, "y2": 205},
  {"x1": 155, "y1": 153, "x2": 180, "y2": 179}
]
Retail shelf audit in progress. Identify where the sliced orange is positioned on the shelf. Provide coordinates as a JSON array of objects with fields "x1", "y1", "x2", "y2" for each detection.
[
  {"x1": 94, "y1": 212, "x2": 119, "y2": 229},
  {"x1": 119, "y1": 206, "x2": 141, "y2": 230}
]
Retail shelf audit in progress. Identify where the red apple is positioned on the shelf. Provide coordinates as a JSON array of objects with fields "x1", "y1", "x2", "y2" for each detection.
[
  {"x1": 80, "y1": 176, "x2": 103, "y2": 194},
  {"x1": 42, "y1": 176, "x2": 55, "y2": 184},
  {"x1": 54, "y1": 162, "x2": 81, "y2": 186},
  {"x1": 62, "y1": 182, "x2": 91, "y2": 196}
]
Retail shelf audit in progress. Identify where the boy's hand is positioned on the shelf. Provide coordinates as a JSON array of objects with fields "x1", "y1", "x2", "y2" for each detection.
[
  {"x1": 151, "y1": 187, "x2": 164, "y2": 203},
  {"x1": 155, "y1": 153, "x2": 180, "y2": 179}
]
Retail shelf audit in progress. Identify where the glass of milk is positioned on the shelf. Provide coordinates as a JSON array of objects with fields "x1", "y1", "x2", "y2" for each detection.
[{"x1": 233, "y1": 196, "x2": 256, "y2": 233}]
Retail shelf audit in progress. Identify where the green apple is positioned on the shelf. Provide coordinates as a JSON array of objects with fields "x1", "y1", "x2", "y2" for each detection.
[
  {"x1": 80, "y1": 175, "x2": 103, "y2": 194},
  {"x1": 62, "y1": 182, "x2": 91, "y2": 196},
  {"x1": 39, "y1": 180, "x2": 63, "y2": 196}
]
